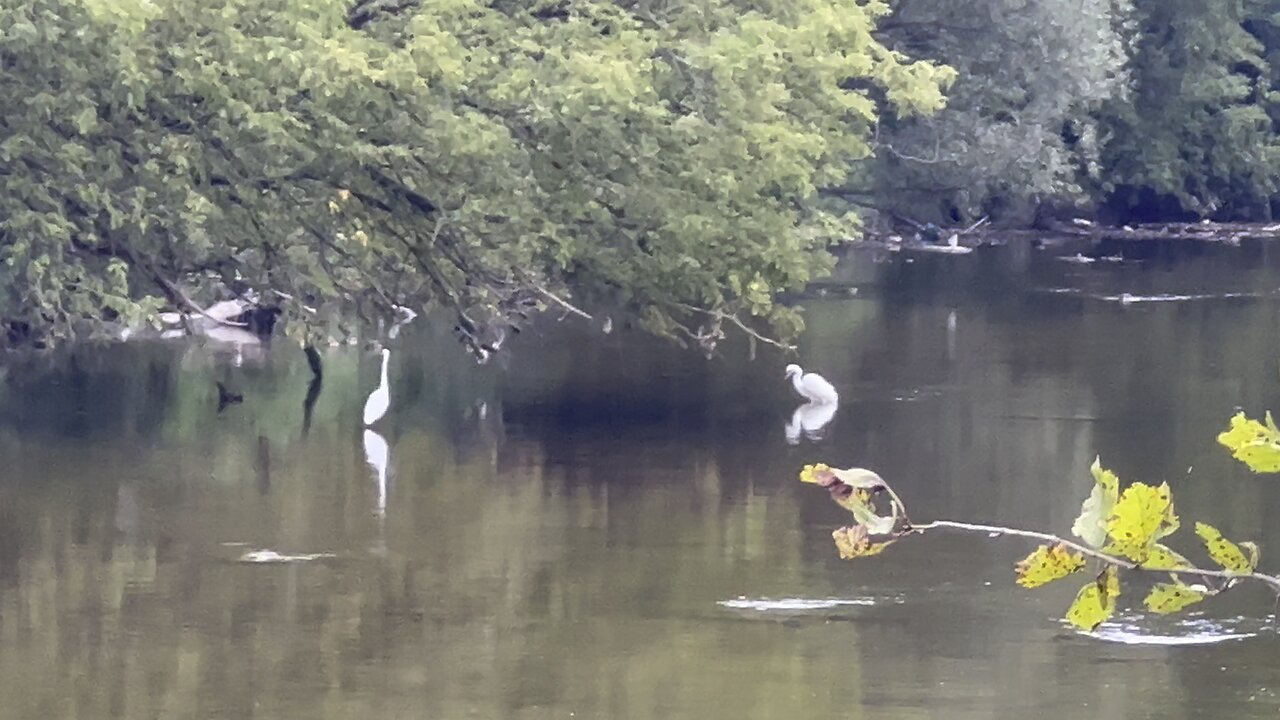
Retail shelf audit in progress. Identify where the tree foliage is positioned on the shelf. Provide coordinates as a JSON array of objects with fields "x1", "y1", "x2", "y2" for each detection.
[
  {"x1": 1101, "y1": 0, "x2": 1280, "y2": 220},
  {"x1": 846, "y1": 0, "x2": 1280, "y2": 226},
  {"x1": 868, "y1": 0, "x2": 1130, "y2": 224},
  {"x1": 0, "y1": 0, "x2": 952, "y2": 351}
]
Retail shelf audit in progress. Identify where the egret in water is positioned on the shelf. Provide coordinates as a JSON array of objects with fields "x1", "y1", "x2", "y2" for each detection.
[
  {"x1": 363, "y1": 348, "x2": 391, "y2": 426},
  {"x1": 785, "y1": 364, "x2": 839, "y2": 405}
]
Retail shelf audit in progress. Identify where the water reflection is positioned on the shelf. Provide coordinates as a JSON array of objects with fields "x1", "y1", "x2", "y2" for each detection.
[
  {"x1": 946, "y1": 307, "x2": 958, "y2": 361},
  {"x1": 784, "y1": 400, "x2": 837, "y2": 444},
  {"x1": 4, "y1": 245, "x2": 1280, "y2": 717},
  {"x1": 363, "y1": 428, "x2": 390, "y2": 517}
]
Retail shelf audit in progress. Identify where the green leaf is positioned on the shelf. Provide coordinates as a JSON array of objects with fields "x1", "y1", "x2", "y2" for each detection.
[
  {"x1": 1014, "y1": 543, "x2": 1086, "y2": 588},
  {"x1": 1103, "y1": 482, "x2": 1178, "y2": 562},
  {"x1": 1071, "y1": 456, "x2": 1120, "y2": 549},
  {"x1": 1195, "y1": 522, "x2": 1258, "y2": 573},
  {"x1": 73, "y1": 107, "x2": 98, "y2": 135},
  {"x1": 1065, "y1": 565, "x2": 1119, "y2": 631},
  {"x1": 1217, "y1": 412, "x2": 1280, "y2": 473},
  {"x1": 1144, "y1": 582, "x2": 1208, "y2": 614}
]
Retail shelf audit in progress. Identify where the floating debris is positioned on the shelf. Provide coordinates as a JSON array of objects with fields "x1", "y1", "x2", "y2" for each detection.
[
  {"x1": 718, "y1": 596, "x2": 902, "y2": 612},
  {"x1": 1057, "y1": 253, "x2": 1096, "y2": 264},
  {"x1": 236, "y1": 549, "x2": 337, "y2": 564},
  {"x1": 1033, "y1": 288, "x2": 1267, "y2": 303}
]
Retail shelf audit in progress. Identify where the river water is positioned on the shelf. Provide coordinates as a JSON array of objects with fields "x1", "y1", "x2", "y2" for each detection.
[{"x1": 3, "y1": 242, "x2": 1280, "y2": 718}]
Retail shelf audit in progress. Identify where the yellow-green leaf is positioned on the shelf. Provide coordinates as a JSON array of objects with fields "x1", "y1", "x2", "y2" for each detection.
[
  {"x1": 1104, "y1": 482, "x2": 1178, "y2": 562},
  {"x1": 1014, "y1": 544, "x2": 1087, "y2": 588},
  {"x1": 832, "y1": 526, "x2": 894, "y2": 559},
  {"x1": 1141, "y1": 543, "x2": 1192, "y2": 570},
  {"x1": 1065, "y1": 565, "x2": 1119, "y2": 631},
  {"x1": 1144, "y1": 582, "x2": 1207, "y2": 614},
  {"x1": 802, "y1": 464, "x2": 897, "y2": 534},
  {"x1": 799, "y1": 464, "x2": 886, "y2": 489},
  {"x1": 1071, "y1": 456, "x2": 1120, "y2": 549},
  {"x1": 1217, "y1": 411, "x2": 1280, "y2": 473},
  {"x1": 799, "y1": 463, "x2": 832, "y2": 485},
  {"x1": 830, "y1": 467, "x2": 887, "y2": 490},
  {"x1": 837, "y1": 488, "x2": 896, "y2": 535},
  {"x1": 1195, "y1": 522, "x2": 1258, "y2": 573}
]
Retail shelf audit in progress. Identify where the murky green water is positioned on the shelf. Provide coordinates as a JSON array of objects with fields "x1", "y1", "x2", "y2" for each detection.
[{"x1": 4, "y1": 243, "x2": 1280, "y2": 719}]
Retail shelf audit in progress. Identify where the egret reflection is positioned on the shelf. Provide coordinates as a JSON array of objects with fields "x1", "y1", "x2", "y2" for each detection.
[
  {"x1": 785, "y1": 401, "x2": 837, "y2": 444},
  {"x1": 946, "y1": 309, "x2": 958, "y2": 361},
  {"x1": 363, "y1": 429, "x2": 390, "y2": 517}
]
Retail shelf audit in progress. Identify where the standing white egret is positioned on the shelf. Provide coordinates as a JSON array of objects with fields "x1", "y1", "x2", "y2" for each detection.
[
  {"x1": 785, "y1": 364, "x2": 839, "y2": 405},
  {"x1": 363, "y1": 348, "x2": 391, "y2": 426}
]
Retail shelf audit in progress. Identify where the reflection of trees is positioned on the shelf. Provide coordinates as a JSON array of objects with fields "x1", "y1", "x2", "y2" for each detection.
[
  {"x1": 7, "y1": 257, "x2": 1280, "y2": 717},
  {"x1": 0, "y1": 420, "x2": 874, "y2": 718}
]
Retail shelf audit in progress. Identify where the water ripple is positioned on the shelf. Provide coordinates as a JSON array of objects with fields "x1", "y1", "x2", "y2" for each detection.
[
  {"x1": 718, "y1": 595, "x2": 902, "y2": 612},
  {"x1": 1078, "y1": 613, "x2": 1270, "y2": 646}
]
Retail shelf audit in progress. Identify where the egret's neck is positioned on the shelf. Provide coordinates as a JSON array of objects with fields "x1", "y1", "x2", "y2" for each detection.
[
  {"x1": 790, "y1": 373, "x2": 805, "y2": 395},
  {"x1": 380, "y1": 354, "x2": 390, "y2": 387}
]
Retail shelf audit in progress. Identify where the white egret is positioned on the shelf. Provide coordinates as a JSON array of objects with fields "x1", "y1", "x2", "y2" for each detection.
[
  {"x1": 363, "y1": 348, "x2": 392, "y2": 426},
  {"x1": 784, "y1": 364, "x2": 839, "y2": 405}
]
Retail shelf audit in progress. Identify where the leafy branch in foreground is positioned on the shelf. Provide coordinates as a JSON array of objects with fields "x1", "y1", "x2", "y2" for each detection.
[{"x1": 800, "y1": 458, "x2": 1279, "y2": 632}]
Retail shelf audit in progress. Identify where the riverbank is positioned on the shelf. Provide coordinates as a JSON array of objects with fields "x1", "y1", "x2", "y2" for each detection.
[{"x1": 858, "y1": 220, "x2": 1280, "y2": 256}]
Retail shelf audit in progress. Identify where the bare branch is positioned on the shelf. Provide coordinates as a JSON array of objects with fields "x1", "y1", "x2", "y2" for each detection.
[
  {"x1": 667, "y1": 301, "x2": 796, "y2": 352},
  {"x1": 533, "y1": 285, "x2": 592, "y2": 320}
]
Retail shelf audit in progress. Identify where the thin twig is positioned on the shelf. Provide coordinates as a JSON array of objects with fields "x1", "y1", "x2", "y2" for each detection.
[
  {"x1": 961, "y1": 216, "x2": 990, "y2": 234},
  {"x1": 534, "y1": 285, "x2": 592, "y2": 320},
  {"x1": 134, "y1": 256, "x2": 247, "y2": 329},
  {"x1": 668, "y1": 301, "x2": 796, "y2": 351},
  {"x1": 909, "y1": 519, "x2": 1280, "y2": 593},
  {"x1": 909, "y1": 520, "x2": 1136, "y2": 567}
]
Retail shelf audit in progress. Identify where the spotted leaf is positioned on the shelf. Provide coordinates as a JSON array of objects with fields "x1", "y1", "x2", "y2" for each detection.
[
  {"x1": 1217, "y1": 411, "x2": 1280, "y2": 473},
  {"x1": 1015, "y1": 544, "x2": 1086, "y2": 588},
  {"x1": 1065, "y1": 565, "x2": 1119, "y2": 631},
  {"x1": 1104, "y1": 482, "x2": 1178, "y2": 562},
  {"x1": 1195, "y1": 522, "x2": 1258, "y2": 573},
  {"x1": 1144, "y1": 582, "x2": 1208, "y2": 614},
  {"x1": 1140, "y1": 543, "x2": 1192, "y2": 570}
]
